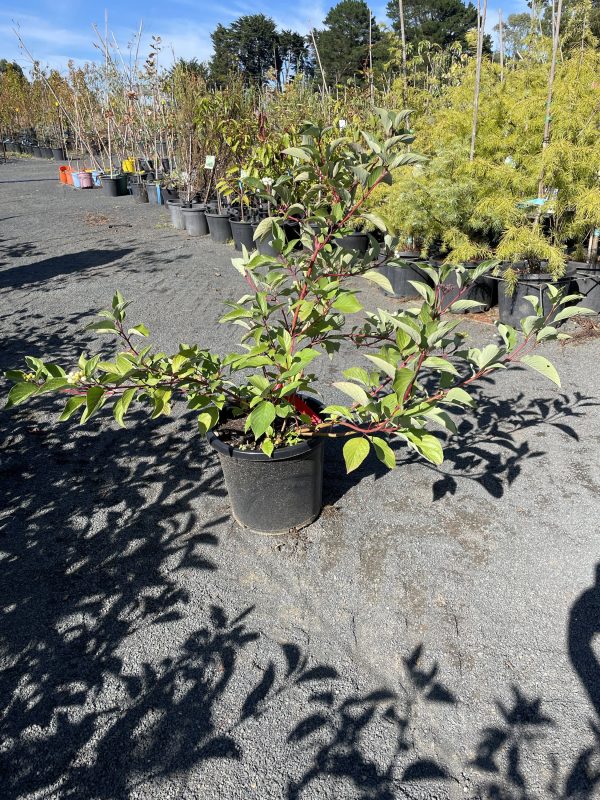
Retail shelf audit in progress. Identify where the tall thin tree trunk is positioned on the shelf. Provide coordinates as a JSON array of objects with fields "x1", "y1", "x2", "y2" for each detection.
[
  {"x1": 398, "y1": 0, "x2": 407, "y2": 105},
  {"x1": 538, "y1": 0, "x2": 563, "y2": 198},
  {"x1": 498, "y1": 8, "x2": 504, "y2": 83},
  {"x1": 469, "y1": 0, "x2": 487, "y2": 162}
]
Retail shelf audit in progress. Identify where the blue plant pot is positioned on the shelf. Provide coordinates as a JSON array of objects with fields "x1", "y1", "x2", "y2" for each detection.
[{"x1": 71, "y1": 171, "x2": 81, "y2": 189}]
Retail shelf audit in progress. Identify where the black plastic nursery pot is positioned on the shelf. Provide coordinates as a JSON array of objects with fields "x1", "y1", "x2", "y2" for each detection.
[
  {"x1": 128, "y1": 180, "x2": 149, "y2": 203},
  {"x1": 167, "y1": 200, "x2": 185, "y2": 230},
  {"x1": 52, "y1": 147, "x2": 66, "y2": 161},
  {"x1": 251, "y1": 222, "x2": 279, "y2": 257},
  {"x1": 181, "y1": 206, "x2": 209, "y2": 236},
  {"x1": 101, "y1": 174, "x2": 128, "y2": 197},
  {"x1": 32, "y1": 145, "x2": 42, "y2": 157},
  {"x1": 571, "y1": 263, "x2": 600, "y2": 314},
  {"x1": 379, "y1": 258, "x2": 433, "y2": 297},
  {"x1": 334, "y1": 232, "x2": 369, "y2": 254},
  {"x1": 161, "y1": 186, "x2": 178, "y2": 205},
  {"x1": 230, "y1": 220, "x2": 255, "y2": 251},
  {"x1": 440, "y1": 263, "x2": 497, "y2": 313},
  {"x1": 497, "y1": 272, "x2": 573, "y2": 327},
  {"x1": 206, "y1": 213, "x2": 232, "y2": 244},
  {"x1": 207, "y1": 430, "x2": 324, "y2": 534},
  {"x1": 42, "y1": 146, "x2": 53, "y2": 159}
]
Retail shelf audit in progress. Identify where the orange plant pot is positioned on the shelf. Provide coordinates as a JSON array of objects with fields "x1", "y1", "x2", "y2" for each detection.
[{"x1": 59, "y1": 165, "x2": 70, "y2": 184}]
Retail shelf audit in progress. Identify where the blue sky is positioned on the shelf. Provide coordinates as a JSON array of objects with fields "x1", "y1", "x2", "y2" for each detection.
[{"x1": 1, "y1": 0, "x2": 527, "y2": 73}]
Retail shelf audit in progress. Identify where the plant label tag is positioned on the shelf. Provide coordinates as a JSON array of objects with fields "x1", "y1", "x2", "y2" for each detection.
[
  {"x1": 205, "y1": 155, "x2": 216, "y2": 169},
  {"x1": 338, "y1": 119, "x2": 347, "y2": 129}
]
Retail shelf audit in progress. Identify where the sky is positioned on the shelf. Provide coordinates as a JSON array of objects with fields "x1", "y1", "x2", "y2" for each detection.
[{"x1": 1, "y1": 0, "x2": 528, "y2": 73}]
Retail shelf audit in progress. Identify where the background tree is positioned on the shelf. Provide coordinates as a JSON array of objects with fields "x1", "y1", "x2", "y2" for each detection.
[
  {"x1": 0, "y1": 59, "x2": 25, "y2": 77},
  {"x1": 210, "y1": 15, "x2": 280, "y2": 86},
  {"x1": 313, "y1": 0, "x2": 386, "y2": 86},
  {"x1": 386, "y1": 0, "x2": 479, "y2": 48}
]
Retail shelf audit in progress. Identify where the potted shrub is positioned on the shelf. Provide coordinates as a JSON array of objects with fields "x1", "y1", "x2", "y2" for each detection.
[
  {"x1": 3, "y1": 113, "x2": 586, "y2": 534},
  {"x1": 219, "y1": 169, "x2": 256, "y2": 251}
]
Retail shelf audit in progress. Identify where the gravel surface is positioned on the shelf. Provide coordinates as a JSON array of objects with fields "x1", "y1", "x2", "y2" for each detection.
[{"x1": 1, "y1": 158, "x2": 600, "y2": 800}]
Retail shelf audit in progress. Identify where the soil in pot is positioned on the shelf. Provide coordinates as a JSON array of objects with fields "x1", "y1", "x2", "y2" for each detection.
[
  {"x1": 380, "y1": 258, "x2": 433, "y2": 298},
  {"x1": 440, "y1": 263, "x2": 497, "y2": 313},
  {"x1": 498, "y1": 271, "x2": 573, "y2": 327},
  {"x1": 167, "y1": 200, "x2": 185, "y2": 230},
  {"x1": 570, "y1": 263, "x2": 600, "y2": 314},
  {"x1": 181, "y1": 206, "x2": 209, "y2": 236},
  {"x1": 206, "y1": 401, "x2": 324, "y2": 533},
  {"x1": 206, "y1": 213, "x2": 232, "y2": 244},
  {"x1": 230, "y1": 220, "x2": 255, "y2": 251}
]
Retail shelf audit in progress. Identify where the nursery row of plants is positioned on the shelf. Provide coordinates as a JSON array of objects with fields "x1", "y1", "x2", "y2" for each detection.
[{"x1": 2, "y1": 3, "x2": 600, "y2": 290}]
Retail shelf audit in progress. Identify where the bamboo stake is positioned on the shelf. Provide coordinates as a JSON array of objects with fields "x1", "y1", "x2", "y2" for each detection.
[
  {"x1": 469, "y1": 0, "x2": 487, "y2": 162},
  {"x1": 368, "y1": 9, "x2": 374, "y2": 105},
  {"x1": 498, "y1": 8, "x2": 504, "y2": 83},
  {"x1": 538, "y1": 0, "x2": 563, "y2": 198},
  {"x1": 398, "y1": 0, "x2": 407, "y2": 105},
  {"x1": 310, "y1": 28, "x2": 328, "y2": 99}
]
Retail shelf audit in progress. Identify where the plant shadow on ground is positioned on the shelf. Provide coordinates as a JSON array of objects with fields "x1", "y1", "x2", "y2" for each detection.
[
  {"x1": 0, "y1": 388, "x2": 598, "y2": 797},
  {"x1": 0, "y1": 238, "x2": 41, "y2": 266},
  {"x1": 0, "y1": 248, "x2": 135, "y2": 291},
  {"x1": 323, "y1": 383, "x2": 598, "y2": 506}
]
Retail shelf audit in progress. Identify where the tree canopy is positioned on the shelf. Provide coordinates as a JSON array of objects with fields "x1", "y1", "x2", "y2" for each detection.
[{"x1": 386, "y1": 0, "x2": 478, "y2": 48}]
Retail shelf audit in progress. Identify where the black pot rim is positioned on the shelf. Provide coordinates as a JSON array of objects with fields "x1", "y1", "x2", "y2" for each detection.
[
  {"x1": 496, "y1": 270, "x2": 574, "y2": 283},
  {"x1": 206, "y1": 398, "x2": 324, "y2": 462},
  {"x1": 181, "y1": 205, "x2": 205, "y2": 213},
  {"x1": 167, "y1": 199, "x2": 182, "y2": 207},
  {"x1": 230, "y1": 219, "x2": 253, "y2": 227},
  {"x1": 205, "y1": 212, "x2": 231, "y2": 219}
]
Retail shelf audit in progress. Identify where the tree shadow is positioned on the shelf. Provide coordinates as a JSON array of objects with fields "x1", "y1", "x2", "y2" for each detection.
[
  {"x1": 0, "y1": 248, "x2": 134, "y2": 290},
  {"x1": 403, "y1": 388, "x2": 597, "y2": 501},
  {"x1": 569, "y1": 563, "x2": 600, "y2": 717},
  {"x1": 285, "y1": 643, "x2": 454, "y2": 799},
  {"x1": 0, "y1": 238, "x2": 41, "y2": 266},
  {"x1": 323, "y1": 387, "x2": 597, "y2": 505}
]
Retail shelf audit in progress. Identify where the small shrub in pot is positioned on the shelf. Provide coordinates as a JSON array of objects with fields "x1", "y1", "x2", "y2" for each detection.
[{"x1": 3, "y1": 112, "x2": 585, "y2": 533}]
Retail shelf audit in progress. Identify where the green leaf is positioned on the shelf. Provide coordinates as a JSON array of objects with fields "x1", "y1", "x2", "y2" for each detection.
[
  {"x1": 363, "y1": 354, "x2": 396, "y2": 380},
  {"x1": 113, "y1": 388, "x2": 136, "y2": 427},
  {"x1": 282, "y1": 146, "x2": 312, "y2": 162},
  {"x1": 360, "y1": 212, "x2": 387, "y2": 232},
  {"x1": 197, "y1": 405, "x2": 220, "y2": 435},
  {"x1": 520, "y1": 355, "x2": 561, "y2": 387},
  {"x1": 343, "y1": 367, "x2": 370, "y2": 385},
  {"x1": 448, "y1": 299, "x2": 484, "y2": 312},
  {"x1": 128, "y1": 323, "x2": 149, "y2": 337},
  {"x1": 59, "y1": 395, "x2": 86, "y2": 421},
  {"x1": 371, "y1": 436, "x2": 396, "y2": 469},
  {"x1": 333, "y1": 381, "x2": 370, "y2": 406},
  {"x1": 36, "y1": 377, "x2": 69, "y2": 394},
  {"x1": 261, "y1": 439, "x2": 274, "y2": 457},
  {"x1": 444, "y1": 387, "x2": 475, "y2": 407},
  {"x1": 392, "y1": 368, "x2": 415, "y2": 403},
  {"x1": 405, "y1": 431, "x2": 444, "y2": 465},
  {"x1": 247, "y1": 400, "x2": 276, "y2": 440},
  {"x1": 86, "y1": 320, "x2": 119, "y2": 334},
  {"x1": 80, "y1": 385, "x2": 104, "y2": 423},
  {"x1": 333, "y1": 293, "x2": 363, "y2": 314},
  {"x1": 6, "y1": 382, "x2": 38, "y2": 408},
  {"x1": 553, "y1": 306, "x2": 595, "y2": 323},
  {"x1": 422, "y1": 356, "x2": 459, "y2": 375},
  {"x1": 343, "y1": 437, "x2": 370, "y2": 473},
  {"x1": 253, "y1": 216, "x2": 275, "y2": 242},
  {"x1": 361, "y1": 269, "x2": 394, "y2": 294}
]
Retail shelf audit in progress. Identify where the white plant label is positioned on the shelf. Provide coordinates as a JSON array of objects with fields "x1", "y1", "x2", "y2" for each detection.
[
  {"x1": 338, "y1": 119, "x2": 347, "y2": 130},
  {"x1": 204, "y1": 155, "x2": 216, "y2": 169}
]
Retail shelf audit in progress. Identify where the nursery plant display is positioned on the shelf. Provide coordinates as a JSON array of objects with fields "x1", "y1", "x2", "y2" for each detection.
[{"x1": 4, "y1": 111, "x2": 587, "y2": 534}]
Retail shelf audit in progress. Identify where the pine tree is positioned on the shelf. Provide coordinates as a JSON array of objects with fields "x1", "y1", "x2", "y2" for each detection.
[
  {"x1": 386, "y1": 0, "x2": 478, "y2": 48},
  {"x1": 313, "y1": 0, "x2": 386, "y2": 86}
]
